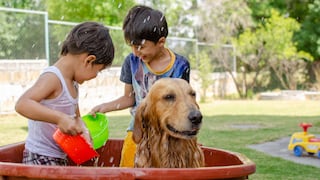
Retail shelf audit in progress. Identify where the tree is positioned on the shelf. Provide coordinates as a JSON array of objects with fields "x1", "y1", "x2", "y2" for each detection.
[
  {"x1": 137, "y1": 0, "x2": 197, "y2": 38},
  {"x1": 295, "y1": 0, "x2": 320, "y2": 60},
  {"x1": 192, "y1": 0, "x2": 253, "y2": 98},
  {"x1": 189, "y1": 51, "x2": 213, "y2": 102},
  {"x1": 233, "y1": 10, "x2": 313, "y2": 97},
  {"x1": 196, "y1": 0, "x2": 253, "y2": 44},
  {"x1": 247, "y1": 0, "x2": 320, "y2": 90},
  {"x1": 294, "y1": 0, "x2": 320, "y2": 89},
  {"x1": 247, "y1": 0, "x2": 311, "y2": 25},
  {"x1": 0, "y1": 0, "x2": 45, "y2": 10},
  {"x1": 0, "y1": 0, "x2": 47, "y2": 59},
  {"x1": 263, "y1": 10, "x2": 313, "y2": 90},
  {"x1": 46, "y1": 0, "x2": 135, "y2": 26},
  {"x1": 46, "y1": 0, "x2": 136, "y2": 65},
  {"x1": 232, "y1": 28, "x2": 269, "y2": 98}
]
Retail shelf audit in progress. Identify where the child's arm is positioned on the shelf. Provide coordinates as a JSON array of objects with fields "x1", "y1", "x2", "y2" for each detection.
[
  {"x1": 89, "y1": 83, "x2": 135, "y2": 115},
  {"x1": 15, "y1": 73, "x2": 82, "y2": 135}
]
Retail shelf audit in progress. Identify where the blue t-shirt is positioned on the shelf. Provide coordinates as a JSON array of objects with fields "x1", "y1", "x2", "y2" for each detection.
[{"x1": 120, "y1": 48, "x2": 190, "y2": 131}]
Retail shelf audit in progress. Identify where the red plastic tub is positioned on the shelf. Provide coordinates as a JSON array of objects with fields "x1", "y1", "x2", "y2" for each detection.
[{"x1": 0, "y1": 139, "x2": 255, "y2": 180}]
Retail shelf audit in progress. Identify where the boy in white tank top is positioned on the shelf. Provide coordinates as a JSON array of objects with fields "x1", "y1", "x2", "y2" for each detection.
[{"x1": 15, "y1": 21, "x2": 115, "y2": 166}]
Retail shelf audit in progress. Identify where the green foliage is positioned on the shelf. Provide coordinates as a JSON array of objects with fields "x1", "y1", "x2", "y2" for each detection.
[
  {"x1": 0, "y1": 11, "x2": 46, "y2": 59},
  {"x1": 0, "y1": 0, "x2": 47, "y2": 59},
  {"x1": 247, "y1": 0, "x2": 320, "y2": 61},
  {"x1": 46, "y1": 0, "x2": 135, "y2": 26},
  {"x1": 262, "y1": 10, "x2": 313, "y2": 89},
  {"x1": 1, "y1": 0, "x2": 320, "y2": 94},
  {"x1": 234, "y1": 9, "x2": 313, "y2": 93},
  {"x1": 0, "y1": 13, "x2": 17, "y2": 58},
  {"x1": 294, "y1": 0, "x2": 320, "y2": 61},
  {"x1": 261, "y1": 10, "x2": 310, "y2": 60},
  {"x1": 0, "y1": 0, "x2": 45, "y2": 10},
  {"x1": 196, "y1": 0, "x2": 253, "y2": 44},
  {"x1": 45, "y1": 0, "x2": 135, "y2": 65},
  {"x1": 141, "y1": 0, "x2": 197, "y2": 37},
  {"x1": 247, "y1": 0, "x2": 310, "y2": 23}
]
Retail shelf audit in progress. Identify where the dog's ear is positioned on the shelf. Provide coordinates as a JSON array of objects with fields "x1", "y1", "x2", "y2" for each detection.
[{"x1": 132, "y1": 100, "x2": 146, "y2": 143}]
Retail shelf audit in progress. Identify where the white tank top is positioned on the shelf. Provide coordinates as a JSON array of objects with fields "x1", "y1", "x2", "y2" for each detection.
[{"x1": 25, "y1": 66, "x2": 78, "y2": 159}]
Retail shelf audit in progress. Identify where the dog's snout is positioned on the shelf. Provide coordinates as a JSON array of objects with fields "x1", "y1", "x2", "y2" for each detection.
[{"x1": 188, "y1": 110, "x2": 202, "y2": 125}]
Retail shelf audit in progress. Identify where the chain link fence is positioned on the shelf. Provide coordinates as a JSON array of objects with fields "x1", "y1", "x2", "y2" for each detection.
[
  {"x1": 0, "y1": 7, "x2": 236, "y2": 114},
  {"x1": 0, "y1": 7, "x2": 235, "y2": 69}
]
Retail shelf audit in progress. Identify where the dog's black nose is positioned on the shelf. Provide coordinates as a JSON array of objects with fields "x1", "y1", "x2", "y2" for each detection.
[{"x1": 188, "y1": 110, "x2": 202, "y2": 125}]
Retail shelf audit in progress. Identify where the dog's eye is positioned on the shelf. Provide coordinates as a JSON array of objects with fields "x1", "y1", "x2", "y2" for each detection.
[
  {"x1": 190, "y1": 91, "x2": 196, "y2": 97},
  {"x1": 164, "y1": 94, "x2": 175, "y2": 101}
]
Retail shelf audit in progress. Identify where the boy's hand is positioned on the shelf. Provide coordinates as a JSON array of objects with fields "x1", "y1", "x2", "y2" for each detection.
[
  {"x1": 89, "y1": 103, "x2": 106, "y2": 116},
  {"x1": 57, "y1": 115, "x2": 83, "y2": 136}
]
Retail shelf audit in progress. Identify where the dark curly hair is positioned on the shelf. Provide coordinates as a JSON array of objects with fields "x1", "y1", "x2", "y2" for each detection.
[
  {"x1": 60, "y1": 21, "x2": 114, "y2": 67},
  {"x1": 123, "y1": 5, "x2": 168, "y2": 45}
]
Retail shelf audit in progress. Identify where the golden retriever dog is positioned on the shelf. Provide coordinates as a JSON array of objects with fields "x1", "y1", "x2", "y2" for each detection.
[{"x1": 133, "y1": 78, "x2": 205, "y2": 168}]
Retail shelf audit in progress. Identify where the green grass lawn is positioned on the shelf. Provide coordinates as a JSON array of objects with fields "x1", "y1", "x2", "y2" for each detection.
[{"x1": 1, "y1": 100, "x2": 320, "y2": 179}]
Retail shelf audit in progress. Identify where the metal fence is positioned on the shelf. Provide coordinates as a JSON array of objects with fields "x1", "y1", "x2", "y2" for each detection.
[
  {"x1": 0, "y1": 7, "x2": 238, "y2": 114},
  {"x1": 0, "y1": 7, "x2": 235, "y2": 72}
]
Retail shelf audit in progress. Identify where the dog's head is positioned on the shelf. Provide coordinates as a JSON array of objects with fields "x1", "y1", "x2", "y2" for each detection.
[{"x1": 133, "y1": 78, "x2": 202, "y2": 143}]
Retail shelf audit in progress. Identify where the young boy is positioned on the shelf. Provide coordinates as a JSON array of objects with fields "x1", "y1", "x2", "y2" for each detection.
[
  {"x1": 90, "y1": 5, "x2": 190, "y2": 167},
  {"x1": 15, "y1": 21, "x2": 115, "y2": 166}
]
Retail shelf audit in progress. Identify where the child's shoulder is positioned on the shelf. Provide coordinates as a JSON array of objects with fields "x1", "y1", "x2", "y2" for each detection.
[
  {"x1": 174, "y1": 53, "x2": 188, "y2": 61},
  {"x1": 167, "y1": 49, "x2": 187, "y2": 61},
  {"x1": 170, "y1": 51, "x2": 189, "y2": 65}
]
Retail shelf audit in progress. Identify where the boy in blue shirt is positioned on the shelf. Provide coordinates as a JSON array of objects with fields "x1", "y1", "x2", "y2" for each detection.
[{"x1": 90, "y1": 5, "x2": 190, "y2": 167}]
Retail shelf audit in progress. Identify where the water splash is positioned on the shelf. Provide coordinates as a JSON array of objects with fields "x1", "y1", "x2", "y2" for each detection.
[
  {"x1": 100, "y1": 147, "x2": 105, "y2": 153},
  {"x1": 109, "y1": 156, "x2": 114, "y2": 163},
  {"x1": 93, "y1": 157, "x2": 99, "y2": 167},
  {"x1": 160, "y1": 15, "x2": 164, "y2": 22},
  {"x1": 143, "y1": 16, "x2": 151, "y2": 23},
  {"x1": 130, "y1": 91, "x2": 136, "y2": 97}
]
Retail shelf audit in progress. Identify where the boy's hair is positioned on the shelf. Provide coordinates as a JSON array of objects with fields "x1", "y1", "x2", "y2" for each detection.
[
  {"x1": 60, "y1": 21, "x2": 114, "y2": 66},
  {"x1": 123, "y1": 5, "x2": 168, "y2": 45}
]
